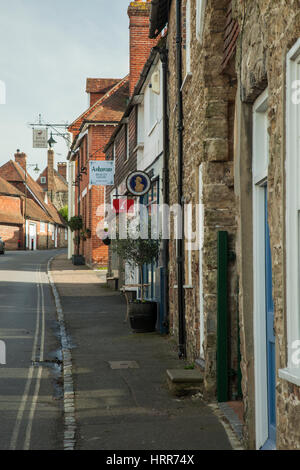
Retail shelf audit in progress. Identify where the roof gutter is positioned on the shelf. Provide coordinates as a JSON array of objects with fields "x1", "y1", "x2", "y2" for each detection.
[{"x1": 149, "y1": 0, "x2": 170, "y2": 39}]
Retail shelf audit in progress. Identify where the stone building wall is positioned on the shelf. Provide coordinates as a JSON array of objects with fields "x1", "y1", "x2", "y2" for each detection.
[
  {"x1": 166, "y1": 0, "x2": 238, "y2": 399},
  {"x1": 232, "y1": 0, "x2": 300, "y2": 450},
  {"x1": 49, "y1": 190, "x2": 68, "y2": 211}
]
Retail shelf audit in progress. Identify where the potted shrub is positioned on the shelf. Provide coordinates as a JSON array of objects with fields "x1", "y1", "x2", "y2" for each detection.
[
  {"x1": 111, "y1": 226, "x2": 160, "y2": 333},
  {"x1": 68, "y1": 215, "x2": 83, "y2": 232},
  {"x1": 68, "y1": 216, "x2": 85, "y2": 265},
  {"x1": 102, "y1": 227, "x2": 111, "y2": 246}
]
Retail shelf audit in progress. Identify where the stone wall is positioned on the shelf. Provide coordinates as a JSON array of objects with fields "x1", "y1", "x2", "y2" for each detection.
[
  {"x1": 166, "y1": 0, "x2": 238, "y2": 399},
  {"x1": 232, "y1": 0, "x2": 300, "y2": 450}
]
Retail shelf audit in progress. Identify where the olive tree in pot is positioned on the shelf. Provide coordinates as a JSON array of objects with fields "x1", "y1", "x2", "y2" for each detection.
[{"x1": 111, "y1": 231, "x2": 160, "y2": 333}]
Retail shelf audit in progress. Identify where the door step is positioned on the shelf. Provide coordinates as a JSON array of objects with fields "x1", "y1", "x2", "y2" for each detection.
[{"x1": 166, "y1": 369, "x2": 204, "y2": 397}]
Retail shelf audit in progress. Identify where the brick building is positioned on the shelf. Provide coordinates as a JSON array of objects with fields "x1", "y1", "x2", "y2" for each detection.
[
  {"x1": 0, "y1": 151, "x2": 67, "y2": 250},
  {"x1": 36, "y1": 149, "x2": 68, "y2": 211},
  {"x1": 0, "y1": 176, "x2": 24, "y2": 250},
  {"x1": 67, "y1": 76, "x2": 129, "y2": 266},
  {"x1": 104, "y1": 0, "x2": 159, "y2": 278},
  {"x1": 67, "y1": 0, "x2": 157, "y2": 267}
]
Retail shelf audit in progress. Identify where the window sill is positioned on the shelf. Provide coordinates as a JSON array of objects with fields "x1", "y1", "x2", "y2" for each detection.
[
  {"x1": 133, "y1": 143, "x2": 144, "y2": 153},
  {"x1": 180, "y1": 72, "x2": 192, "y2": 92},
  {"x1": 278, "y1": 367, "x2": 300, "y2": 387},
  {"x1": 173, "y1": 285, "x2": 194, "y2": 289},
  {"x1": 148, "y1": 120, "x2": 158, "y2": 137},
  {"x1": 195, "y1": 358, "x2": 205, "y2": 370}
]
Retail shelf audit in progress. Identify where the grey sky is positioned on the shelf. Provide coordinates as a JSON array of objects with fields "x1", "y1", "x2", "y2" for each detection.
[{"x1": 0, "y1": 0, "x2": 129, "y2": 176}]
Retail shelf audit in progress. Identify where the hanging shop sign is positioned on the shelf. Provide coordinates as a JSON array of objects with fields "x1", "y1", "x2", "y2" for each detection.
[
  {"x1": 126, "y1": 171, "x2": 151, "y2": 197},
  {"x1": 33, "y1": 128, "x2": 48, "y2": 148},
  {"x1": 113, "y1": 198, "x2": 135, "y2": 214},
  {"x1": 89, "y1": 160, "x2": 114, "y2": 186}
]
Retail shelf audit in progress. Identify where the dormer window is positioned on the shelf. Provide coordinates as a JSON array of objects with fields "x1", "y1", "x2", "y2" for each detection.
[{"x1": 40, "y1": 176, "x2": 46, "y2": 184}]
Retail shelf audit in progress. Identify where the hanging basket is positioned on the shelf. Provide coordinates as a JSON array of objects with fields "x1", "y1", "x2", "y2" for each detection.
[
  {"x1": 102, "y1": 237, "x2": 111, "y2": 246},
  {"x1": 86, "y1": 228, "x2": 92, "y2": 239}
]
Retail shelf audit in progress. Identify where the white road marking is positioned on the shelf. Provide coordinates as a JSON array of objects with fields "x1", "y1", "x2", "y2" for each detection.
[
  {"x1": 0, "y1": 336, "x2": 33, "y2": 340},
  {"x1": 9, "y1": 266, "x2": 43, "y2": 450},
  {"x1": 23, "y1": 268, "x2": 46, "y2": 450}
]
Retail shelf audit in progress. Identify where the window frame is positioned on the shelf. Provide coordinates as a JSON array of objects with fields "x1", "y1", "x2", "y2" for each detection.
[
  {"x1": 185, "y1": 0, "x2": 191, "y2": 74},
  {"x1": 196, "y1": 0, "x2": 206, "y2": 43},
  {"x1": 278, "y1": 39, "x2": 300, "y2": 386}
]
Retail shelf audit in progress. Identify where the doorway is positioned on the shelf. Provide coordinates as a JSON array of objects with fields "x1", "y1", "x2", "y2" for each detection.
[
  {"x1": 29, "y1": 223, "x2": 37, "y2": 250},
  {"x1": 252, "y1": 89, "x2": 276, "y2": 449}
]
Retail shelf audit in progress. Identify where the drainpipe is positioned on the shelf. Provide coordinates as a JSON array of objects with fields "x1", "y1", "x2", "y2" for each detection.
[
  {"x1": 77, "y1": 156, "x2": 81, "y2": 257},
  {"x1": 176, "y1": 0, "x2": 185, "y2": 358},
  {"x1": 160, "y1": 46, "x2": 169, "y2": 334}
]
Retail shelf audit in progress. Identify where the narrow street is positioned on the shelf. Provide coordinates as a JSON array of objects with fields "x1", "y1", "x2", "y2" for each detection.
[
  {"x1": 0, "y1": 250, "x2": 235, "y2": 451},
  {"x1": 0, "y1": 250, "x2": 64, "y2": 450},
  {"x1": 2, "y1": 0, "x2": 300, "y2": 452}
]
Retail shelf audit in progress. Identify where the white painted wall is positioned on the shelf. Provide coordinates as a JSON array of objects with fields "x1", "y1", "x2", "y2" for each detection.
[
  {"x1": 137, "y1": 59, "x2": 164, "y2": 174},
  {"x1": 68, "y1": 160, "x2": 75, "y2": 258}
]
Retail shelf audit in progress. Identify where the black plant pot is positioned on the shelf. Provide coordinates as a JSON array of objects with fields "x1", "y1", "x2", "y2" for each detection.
[
  {"x1": 72, "y1": 254, "x2": 85, "y2": 266},
  {"x1": 129, "y1": 301, "x2": 157, "y2": 333},
  {"x1": 102, "y1": 237, "x2": 111, "y2": 246}
]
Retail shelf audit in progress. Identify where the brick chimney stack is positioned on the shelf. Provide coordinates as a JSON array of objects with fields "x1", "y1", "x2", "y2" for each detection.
[
  {"x1": 15, "y1": 150, "x2": 27, "y2": 172},
  {"x1": 47, "y1": 149, "x2": 55, "y2": 194},
  {"x1": 57, "y1": 162, "x2": 67, "y2": 181},
  {"x1": 128, "y1": 0, "x2": 156, "y2": 96}
]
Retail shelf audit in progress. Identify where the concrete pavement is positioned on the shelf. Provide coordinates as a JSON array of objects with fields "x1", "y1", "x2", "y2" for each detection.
[{"x1": 51, "y1": 253, "x2": 234, "y2": 451}]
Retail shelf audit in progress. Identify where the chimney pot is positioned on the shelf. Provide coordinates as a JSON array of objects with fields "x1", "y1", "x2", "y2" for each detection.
[
  {"x1": 14, "y1": 151, "x2": 27, "y2": 172},
  {"x1": 47, "y1": 149, "x2": 55, "y2": 193},
  {"x1": 57, "y1": 162, "x2": 67, "y2": 180}
]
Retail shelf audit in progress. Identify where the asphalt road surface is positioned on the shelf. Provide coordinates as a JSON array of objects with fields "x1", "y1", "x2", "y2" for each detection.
[{"x1": 0, "y1": 250, "x2": 65, "y2": 450}]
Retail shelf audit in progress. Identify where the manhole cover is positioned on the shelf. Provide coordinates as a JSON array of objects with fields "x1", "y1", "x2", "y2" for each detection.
[{"x1": 108, "y1": 361, "x2": 139, "y2": 370}]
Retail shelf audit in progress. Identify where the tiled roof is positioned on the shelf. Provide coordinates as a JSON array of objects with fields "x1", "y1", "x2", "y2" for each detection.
[
  {"x1": 86, "y1": 78, "x2": 121, "y2": 94},
  {"x1": 37, "y1": 167, "x2": 68, "y2": 192},
  {"x1": 0, "y1": 160, "x2": 66, "y2": 226},
  {"x1": 68, "y1": 75, "x2": 129, "y2": 136},
  {"x1": 0, "y1": 212, "x2": 24, "y2": 225},
  {"x1": 25, "y1": 199, "x2": 53, "y2": 223},
  {"x1": 87, "y1": 81, "x2": 129, "y2": 122},
  {"x1": 0, "y1": 175, "x2": 24, "y2": 196}
]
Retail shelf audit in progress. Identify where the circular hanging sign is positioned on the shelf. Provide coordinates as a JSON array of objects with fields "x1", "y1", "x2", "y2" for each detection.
[{"x1": 126, "y1": 171, "x2": 151, "y2": 196}]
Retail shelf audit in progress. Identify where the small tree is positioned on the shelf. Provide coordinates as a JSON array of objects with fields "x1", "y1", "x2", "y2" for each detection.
[
  {"x1": 59, "y1": 205, "x2": 68, "y2": 223},
  {"x1": 68, "y1": 216, "x2": 83, "y2": 232},
  {"x1": 68, "y1": 216, "x2": 83, "y2": 256},
  {"x1": 111, "y1": 228, "x2": 160, "y2": 302}
]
